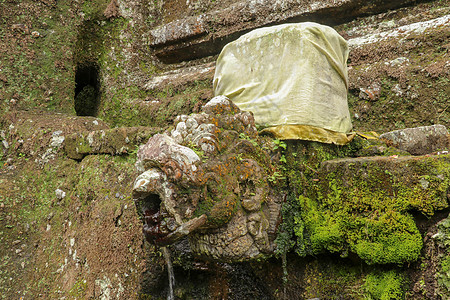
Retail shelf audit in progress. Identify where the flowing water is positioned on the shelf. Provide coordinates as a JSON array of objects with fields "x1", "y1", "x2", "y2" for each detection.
[
  {"x1": 161, "y1": 247, "x2": 175, "y2": 300},
  {"x1": 281, "y1": 252, "x2": 288, "y2": 300}
]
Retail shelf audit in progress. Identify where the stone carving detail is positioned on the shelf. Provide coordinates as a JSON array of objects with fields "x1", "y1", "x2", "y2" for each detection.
[{"x1": 133, "y1": 96, "x2": 283, "y2": 261}]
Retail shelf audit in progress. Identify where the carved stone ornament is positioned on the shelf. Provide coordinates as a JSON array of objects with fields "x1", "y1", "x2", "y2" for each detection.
[{"x1": 133, "y1": 96, "x2": 283, "y2": 261}]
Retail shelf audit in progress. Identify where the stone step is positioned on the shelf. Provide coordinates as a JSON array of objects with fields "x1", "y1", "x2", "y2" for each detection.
[
  {"x1": 64, "y1": 127, "x2": 160, "y2": 160},
  {"x1": 142, "y1": 62, "x2": 215, "y2": 91},
  {"x1": 319, "y1": 154, "x2": 450, "y2": 215}
]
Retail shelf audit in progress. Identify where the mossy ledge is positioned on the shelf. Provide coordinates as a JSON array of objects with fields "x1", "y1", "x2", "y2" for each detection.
[{"x1": 288, "y1": 153, "x2": 450, "y2": 265}]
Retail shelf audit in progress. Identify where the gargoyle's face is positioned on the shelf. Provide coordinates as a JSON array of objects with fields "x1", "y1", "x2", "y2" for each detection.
[{"x1": 133, "y1": 96, "x2": 282, "y2": 261}]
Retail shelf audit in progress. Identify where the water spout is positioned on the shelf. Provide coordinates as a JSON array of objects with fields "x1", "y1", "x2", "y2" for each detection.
[{"x1": 161, "y1": 247, "x2": 175, "y2": 300}]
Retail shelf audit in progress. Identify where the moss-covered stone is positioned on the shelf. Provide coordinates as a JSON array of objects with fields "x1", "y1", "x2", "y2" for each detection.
[
  {"x1": 294, "y1": 155, "x2": 450, "y2": 264},
  {"x1": 64, "y1": 126, "x2": 160, "y2": 159},
  {"x1": 132, "y1": 97, "x2": 284, "y2": 261},
  {"x1": 1, "y1": 0, "x2": 449, "y2": 298}
]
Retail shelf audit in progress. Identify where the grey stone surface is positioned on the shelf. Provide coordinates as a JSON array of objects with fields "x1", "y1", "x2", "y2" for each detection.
[
  {"x1": 379, "y1": 125, "x2": 449, "y2": 155},
  {"x1": 142, "y1": 62, "x2": 215, "y2": 91}
]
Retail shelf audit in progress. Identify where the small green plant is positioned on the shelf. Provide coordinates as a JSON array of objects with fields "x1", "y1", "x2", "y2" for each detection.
[
  {"x1": 18, "y1": 152, "x2": 29, "y2": 160},
  {"x1": 268, "y1": 171, "x2": 286, "y2": 182},
  {"x1": 129, "y1": 145, "x2": 140, "y2": 156},
  {"x1": 187, "y1": 141, "x2": 205, "y2": 158},
  {"x1": 68, "y1": 278, "x2": 87, "y2": 298},
  {"x1": 437, "y1": 255, "x2": 450, "y2": 296},
  {"x1": 441, "y1": 255, "x2": 450, "y2": 273},
  {"x1": 273, "y1": 139, "x2": 287, "y2": 151},
  {"x1": 239, "y1": 133, "x2": 258, "y2": 147}
]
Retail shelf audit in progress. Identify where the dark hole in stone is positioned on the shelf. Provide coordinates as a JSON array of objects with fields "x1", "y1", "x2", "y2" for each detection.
[
  {"x1": 142, "y1": 193, "x2": 164, "y2": 244},
  {"x1": 143, "y1": 193, "x2": 162, "y2": 214},
  {"x1": 74, "y1": 63, "x2": 100, "y2": 116}
]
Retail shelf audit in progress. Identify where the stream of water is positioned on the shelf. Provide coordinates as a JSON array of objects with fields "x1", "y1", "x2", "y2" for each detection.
[{"x1": 161, "y1": 247, "x2": 175, "y2": 300}]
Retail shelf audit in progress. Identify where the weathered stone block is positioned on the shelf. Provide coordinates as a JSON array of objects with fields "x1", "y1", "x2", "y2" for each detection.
[
  {"x1": 297, "y1": 154, "x2": 450, "y2": 264},
  {"x1": 64, "y1": 126, "x2": 158, "y2": 159},
  {"x1": 379, "y1": 125, "x2": 449, "y2": 155}
]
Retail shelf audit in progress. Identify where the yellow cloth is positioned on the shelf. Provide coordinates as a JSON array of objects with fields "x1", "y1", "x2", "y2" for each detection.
[
  {"x1": 262, "y1": 124, "x2": 355, "y2": 145},
  {"x1": 213, "y1": 22, "x2": 353, "y2": 144}
]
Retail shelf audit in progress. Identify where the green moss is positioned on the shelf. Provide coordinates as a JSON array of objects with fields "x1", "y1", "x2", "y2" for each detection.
[
  {"x1": 435, "y1": 214, "x2": 450, "y2": 297},
  {"x1": 17, "y1": 161, "x2": 71, "y2": 223},
  {"x1": 296, "y1": 173, "x2": 442, "y2": 263},
  {"x1": 197, "y1": 172, "x2": 241, "y2": 228},
  {"x1": 68, "y1": 278, "x2": 88, "y2": 298},
  {"x1": 77, "y1": 136, "x2": 93, "y2": 154},
  {"x1": 352, "y1": 215, "x2": 422, "y2": 265},
  {"x1": 300, "y1": 258, "x2": 367, "y2": 299},
  {"x1": 0, "y1": 0, "x2": 208, "y2": 127},
  {"x1": 275, "y1": 193, "x2": 303, "y2": 256},
  {"x1": 73, "y1": 154, "x2": 136, "y2": 205},
  {"x1": 81, "y1": 0, "x2": 110, "y2": 19},
  {"x1": 298, "y1": 195, "x2": 346, "y2": 254},
  {"x1": 441, "y1": 254, "x2": 450, "y2": 273},
  {"x1": 0, "y1": 157, "x2": 79, "y2": 297},
  {"x1": 0, "y1": 0, "x2": 78, "y2": 112},
  {"x1": 364, "y1": 270, "x2": 405, "y2": 300},
  {"x1": 99, "y1": 80, "x2": 211, "y2": 128},
  {"x1": 208, "y1": 194, "x2": 238, "y2": 227},
  {"x1": 153, "y1": 81, "x2": 211, "y2": 127}
]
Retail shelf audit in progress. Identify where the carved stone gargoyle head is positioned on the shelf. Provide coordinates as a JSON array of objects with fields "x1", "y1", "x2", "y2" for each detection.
[{"x1": 132, "y1": 96, "x2": 283, "y2": 261}]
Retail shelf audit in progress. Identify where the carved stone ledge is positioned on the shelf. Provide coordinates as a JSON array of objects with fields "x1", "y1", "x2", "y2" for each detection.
[{"x1": 150, "y1": 0, "x2": 419, "y2": 63}]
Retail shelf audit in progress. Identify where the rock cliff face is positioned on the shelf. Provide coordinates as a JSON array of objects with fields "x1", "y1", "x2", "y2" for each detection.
[{"x1": 0, "y1": 0, "x2": 449, "y2": 299}]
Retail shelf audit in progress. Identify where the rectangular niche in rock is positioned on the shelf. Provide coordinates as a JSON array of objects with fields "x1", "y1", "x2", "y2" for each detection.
[{"x1": 74, "y1": 62, "x2": 100, "y2": 117}]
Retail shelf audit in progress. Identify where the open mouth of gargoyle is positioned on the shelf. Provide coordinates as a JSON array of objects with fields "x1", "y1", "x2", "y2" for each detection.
[
  {"x1": 133, "y1": 169, "x2": 208, "y2": 247},
  {"x1": 139, "y1": 192, "x2": 208, "y2": 246},
  {"x1": 141, "y1": 193, "x2": 170, "y2": 245},
  {"x1": 141, "y1": 197, "x2": 207, "y2": 246}
]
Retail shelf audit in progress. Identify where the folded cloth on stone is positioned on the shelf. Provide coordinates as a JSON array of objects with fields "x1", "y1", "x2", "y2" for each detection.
[{"x1": 213, "y1": 22, "x2": 354, "y2": 145}]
